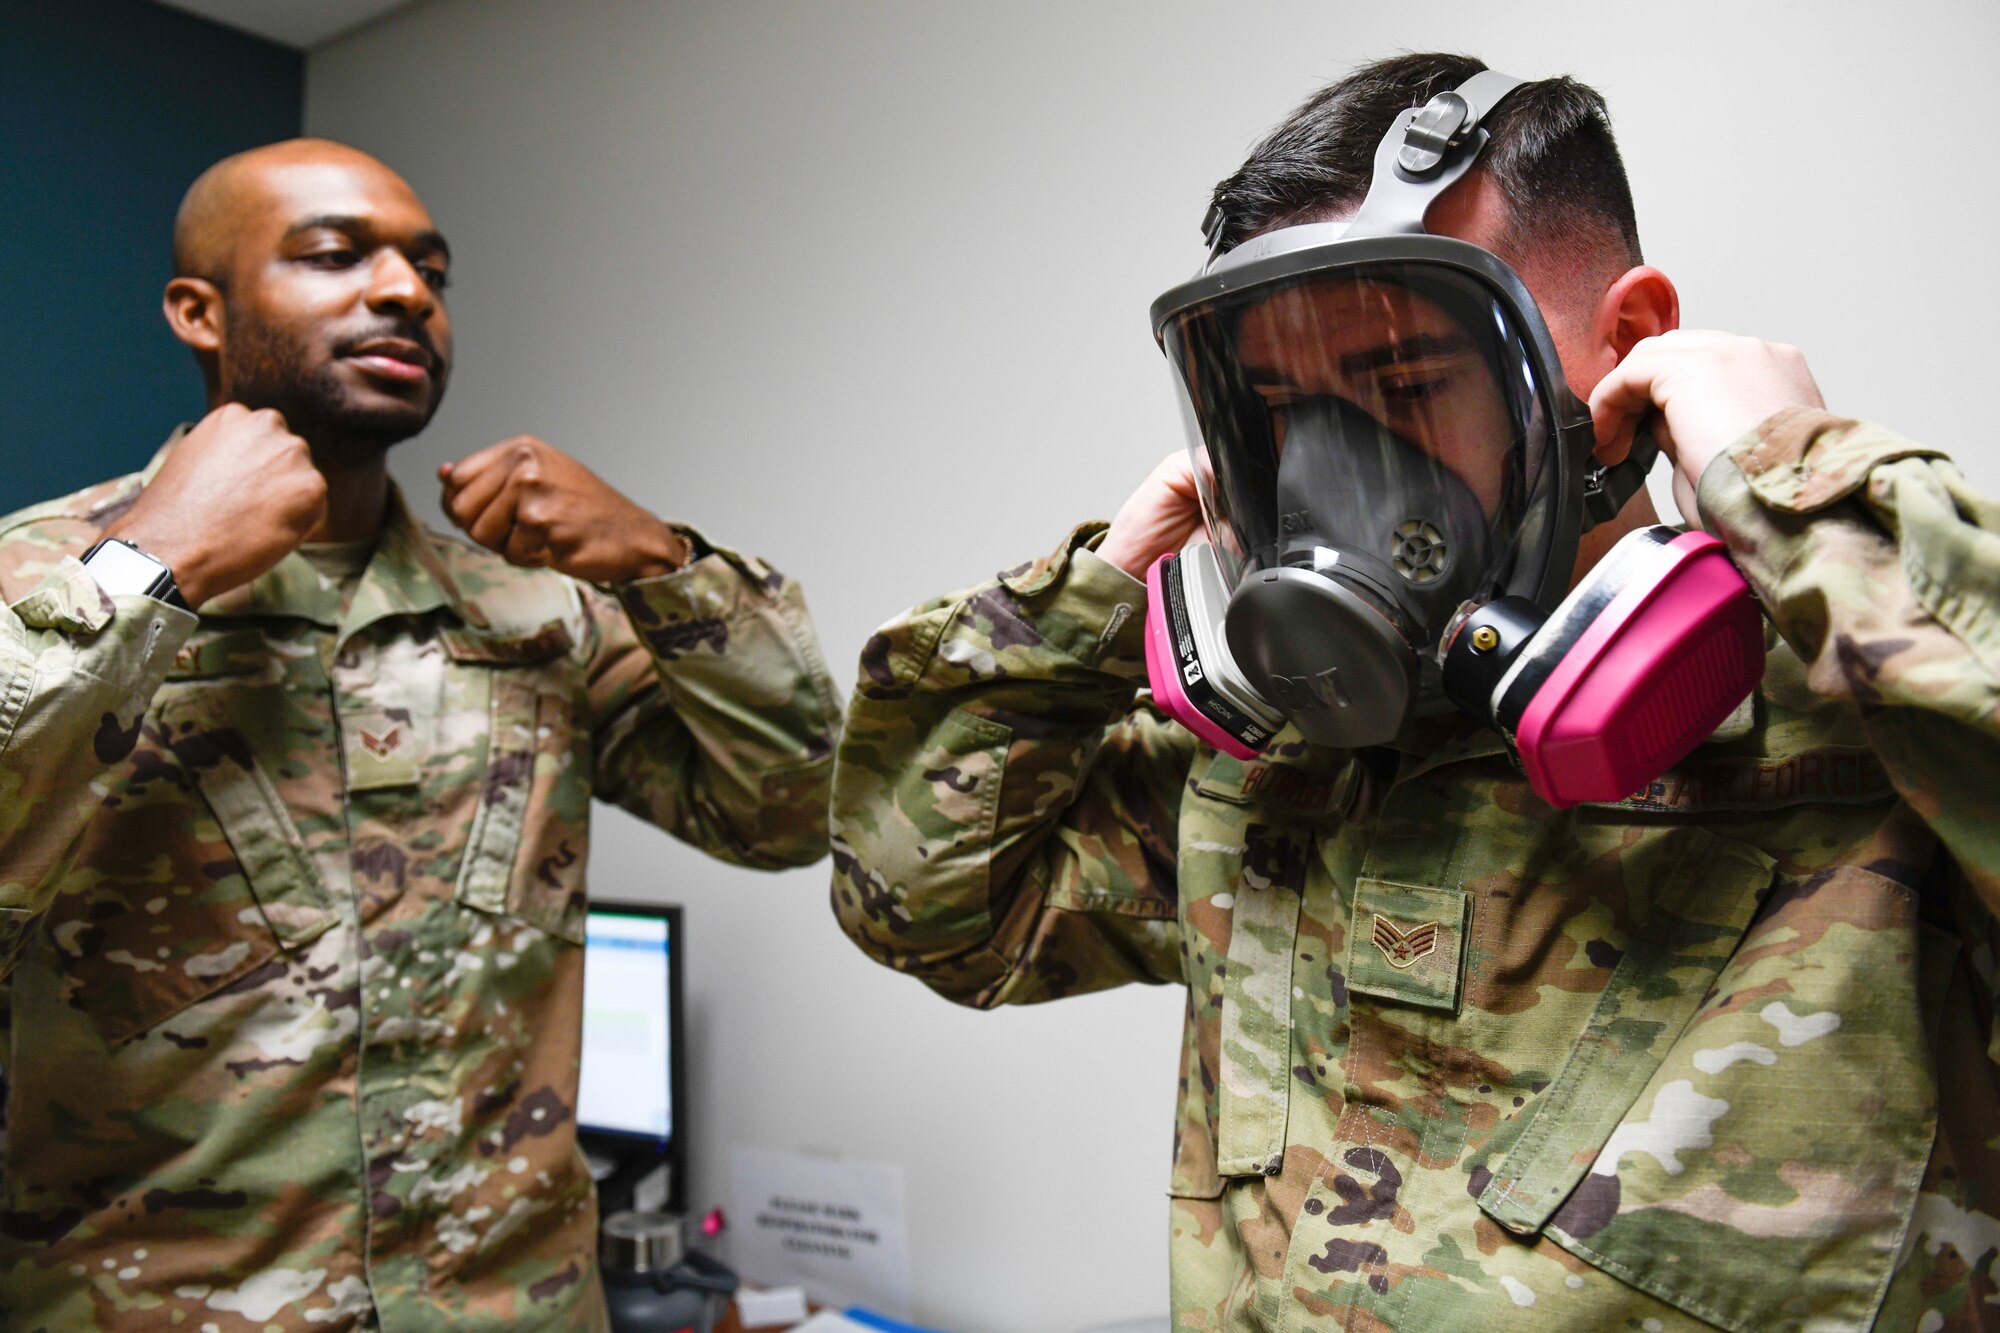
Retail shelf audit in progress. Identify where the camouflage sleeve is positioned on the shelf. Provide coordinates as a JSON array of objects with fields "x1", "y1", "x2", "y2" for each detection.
[
  {"x1": 0, "y1": 556, "x2": 196, "y2": 976},
  {"x1": 1696, "y1": 407, "x2": 2000, "y2": 904},
  {"x1": 581, "y1": 529, "x2": 841, "y2": 870},
  {"x1": 830, "y1": 522, "x2": 1193, "y2": 1009}
]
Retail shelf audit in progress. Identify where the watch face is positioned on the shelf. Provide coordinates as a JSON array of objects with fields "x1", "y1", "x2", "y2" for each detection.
[{"x1": 85, "y1": 540, "x2": 168, "y2": 597}]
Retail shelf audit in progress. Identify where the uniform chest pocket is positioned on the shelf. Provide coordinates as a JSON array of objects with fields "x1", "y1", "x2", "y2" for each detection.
[
  {"x1": 1479, "y1": 844, "x2": 1933, "y2": 1332},
  {"x1": 50, "y1": 683, "x2": 337, "y2": 1046},
  {"x1": 452, "y1": 638, "x2": 591, "y2": 946}
]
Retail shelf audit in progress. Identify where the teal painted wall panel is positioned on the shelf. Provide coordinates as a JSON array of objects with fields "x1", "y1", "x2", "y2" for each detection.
[{"x1": 1, "y1": 0, "x2": 302, "y2": 513}]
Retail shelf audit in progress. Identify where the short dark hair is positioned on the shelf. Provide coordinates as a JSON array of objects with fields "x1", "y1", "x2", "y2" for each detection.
[{"x1": 1206, "y1": 53, "x2": 1641, "y2": 279}]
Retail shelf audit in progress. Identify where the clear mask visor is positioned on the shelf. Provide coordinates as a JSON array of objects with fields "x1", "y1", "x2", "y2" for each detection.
[{"x1": 1160, "y1": 260, "x2": 1561, "y2": 654}]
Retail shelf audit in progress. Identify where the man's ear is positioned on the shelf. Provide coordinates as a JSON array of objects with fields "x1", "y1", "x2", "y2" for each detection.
[
  {"x1": 1585, "y1": 266, "x2": 1678, "y2": 466},
  {"x1": 1598, "y1": 265, "x2": 1679, "y2": 363},
  {"x1": 163, "y1": 276, "x2": 225, "y2": 356}
]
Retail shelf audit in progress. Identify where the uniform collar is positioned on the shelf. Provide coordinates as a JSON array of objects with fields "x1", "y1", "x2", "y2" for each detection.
[
  {"x1": 146, "y1": 429, "x2": 474, "y2": 636},
  {"x1": 335, "y1": 482, "x2": 474, "y2": 641},
  {"x1": 1394, "y1": 723, "x2": 1511, "y2": 784}
]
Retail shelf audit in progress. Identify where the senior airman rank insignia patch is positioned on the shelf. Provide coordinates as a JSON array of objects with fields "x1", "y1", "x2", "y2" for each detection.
[
  {"x1": 1372, "y1": 915, "x2": 1440, "y2": 969},
  {"x1": 1348, "y1": 878, "x2": 1468, "y2": 1011}
]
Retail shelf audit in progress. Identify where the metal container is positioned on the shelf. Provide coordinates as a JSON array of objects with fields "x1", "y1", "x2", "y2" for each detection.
[
  {"x1": 603, "y1": 1211, "x2": 688, "y2": 1272},
  {"x1": 601, "y1": 1211, "x2": 739, "y2": 1333}
]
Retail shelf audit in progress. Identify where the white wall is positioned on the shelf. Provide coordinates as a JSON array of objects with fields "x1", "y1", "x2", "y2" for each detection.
[{"x1": 306, "y1": 3, "x2": 2000, "y2": 1328}]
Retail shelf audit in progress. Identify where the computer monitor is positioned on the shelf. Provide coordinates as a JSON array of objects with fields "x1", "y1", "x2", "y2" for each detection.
[{"x1": 578, "y1": 902, "x2": 685, "y2": 1208}]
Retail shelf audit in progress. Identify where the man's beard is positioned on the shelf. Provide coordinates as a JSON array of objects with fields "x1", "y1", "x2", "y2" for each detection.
[{"x1": 221, "y1": 310, "x2": 448, "y2": 461}]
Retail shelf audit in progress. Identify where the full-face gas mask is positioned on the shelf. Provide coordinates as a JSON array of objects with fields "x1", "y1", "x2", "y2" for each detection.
[{"x1": 1142, "y1": 69, "x2": 1766, "y2": 808}]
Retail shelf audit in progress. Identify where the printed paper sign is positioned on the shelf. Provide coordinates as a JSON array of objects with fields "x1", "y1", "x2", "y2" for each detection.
[{"x1": 729, "y1": 1148, "x2": 913, "y2": 1316}]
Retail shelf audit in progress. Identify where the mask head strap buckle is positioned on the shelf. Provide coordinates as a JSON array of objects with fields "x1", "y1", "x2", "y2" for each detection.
[
  {"x1": 1200, "y1": 198, "x2": 1229, "y2": 262},
  {"x1": 1199, "y1": 68, "x2": 1525, "y2": 256},
  {"x1": 1400, "y1": 69, "x2": 1528, "y2": 175},
  {"x1": 1342, "y1": 68, "x2": 1527, "y2": 240},
  {"x1": 1582, "y1": 429, "x2": 1662, "y2": 528},
  {"x1": 1398, "y1": 90, "x2": 1475, "y2": 173}
]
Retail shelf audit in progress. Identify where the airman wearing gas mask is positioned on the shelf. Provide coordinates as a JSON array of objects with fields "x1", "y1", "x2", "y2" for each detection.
[{"x1": 831, "y1": 54, "x2": 2000, "y2": 1332}]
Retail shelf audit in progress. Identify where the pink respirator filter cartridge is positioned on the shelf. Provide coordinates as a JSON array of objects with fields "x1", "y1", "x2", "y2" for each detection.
[
  {"x1": 1510, "y1": 530, "x2": 1766, "y2": 808},
  {"x1": 1144, "y1": 549, "x2": 1278, "y2": 760}
]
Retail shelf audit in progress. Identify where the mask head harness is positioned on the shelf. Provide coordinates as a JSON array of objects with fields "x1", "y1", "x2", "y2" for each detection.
[{"x1": 1142, "y1": 69, "x2": 1765, "y2": 807}]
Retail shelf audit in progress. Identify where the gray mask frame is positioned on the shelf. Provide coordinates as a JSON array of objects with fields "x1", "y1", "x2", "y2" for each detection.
[{"x1": 1154, "y1": 67, "x2": 1656, "y2": 624}]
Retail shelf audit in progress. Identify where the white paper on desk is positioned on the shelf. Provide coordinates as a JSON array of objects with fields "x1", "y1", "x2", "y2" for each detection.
[
  {"x1": 789, "y1": 1315, "x2": 877, "y2": 1333},
  {"x1": 729, "y1": 1148, "x2": 913, "y2": 1318}
]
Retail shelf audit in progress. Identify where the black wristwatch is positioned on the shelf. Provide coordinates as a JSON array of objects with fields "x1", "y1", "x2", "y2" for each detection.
[{"x1": 80, "y1": 538, "x2": 192, "y2": 612}]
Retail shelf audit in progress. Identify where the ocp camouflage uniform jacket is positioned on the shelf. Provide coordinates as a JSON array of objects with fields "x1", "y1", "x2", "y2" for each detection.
[
  {"x1": 832, "y1": 408, "x2": 2000, "y2": 1332},
  {"x1": 0, "y1": 444, "x2": 841, "y2": 1332}
]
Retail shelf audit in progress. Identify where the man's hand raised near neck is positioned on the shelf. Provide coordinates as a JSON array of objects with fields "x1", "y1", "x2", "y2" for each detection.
[
  {"x1": 102, "y1": 403, "x2": 330, "y2": 609},
  {"x1": 1589, "y1": 330, "x2": 1825, "y2": 523},
  {"x1": 438, "y1": 437, "x2": 691, "y2": 584}
]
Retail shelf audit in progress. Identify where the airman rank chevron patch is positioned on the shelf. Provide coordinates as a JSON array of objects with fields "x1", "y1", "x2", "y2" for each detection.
[
  {"x1": 1372, "y1": 915, "x2": 1441, "y2": 969},
  {"x1": 1349, "y1": 879, "x2": 1468, "y2": 1012}
]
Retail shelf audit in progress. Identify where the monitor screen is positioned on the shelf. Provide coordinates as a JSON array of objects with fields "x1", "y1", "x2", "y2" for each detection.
[{"x1": 578, "y1": 905, "x2": 678, "y2": 1145}]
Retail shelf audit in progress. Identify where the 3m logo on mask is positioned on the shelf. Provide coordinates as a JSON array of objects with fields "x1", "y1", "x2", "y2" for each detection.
[{"x1": 1266, "y1": 668, "x2": 1351, "y2": 713}]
